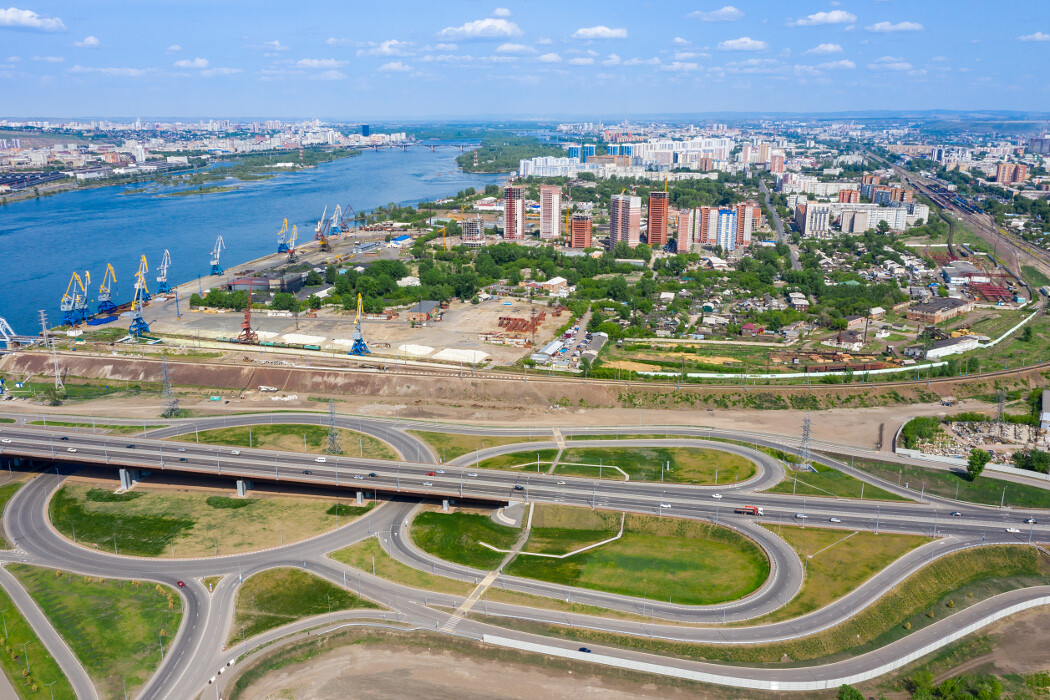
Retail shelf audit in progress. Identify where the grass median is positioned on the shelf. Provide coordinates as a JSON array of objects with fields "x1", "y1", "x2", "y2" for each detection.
[
  {"x1": 504, "y1": 508, "x2": 769, "y2": 606},
  {"x1": 328, "y1": 537, "x2": 475, "y2": 596},
  {"x1": 408, "y1": 431, "x2": 541, "y2": 462},
  {"x1": 0, "y1": 479, "x2": 25, "y2": 549},
  {"x1": 28, "y1": 421, "x2": 164, "y2": 436},
  {"x1": 475, "y1": 449, "x2": 560, "y2": 473},
  {"x1": 8, "y1": 564, "x2": 183, "y2": 700},
  {"x1": 749, "y1": 525, "x2": 930, "y2": 624},
  {"x1": 765, "y1": 461, "x2": 907, "y2": 501},
  {"x1": 49, "y1": 482, "x2": 374, "y2": 557},
  {"x1": 410, "y1": 510, "x2": 520, "y2": 570},
  {"x1": 228, "y1": 567, "x2": 380, "y2": 644},
  {"x1": 0, "y1": 581, "x2": 74, "y2": 700},
  {"x1": 555, "y1": 446, "x2": 756, "y2": 485},
  {"x1": 835, "y1": 453, "x2": 1050, "y2": 509},
  {"x1": 476, "y1": 545, "x2": 1050, "y2": 666},
  {"x1": 173, "y1": 424, "x2": 398, "y2": 460}
]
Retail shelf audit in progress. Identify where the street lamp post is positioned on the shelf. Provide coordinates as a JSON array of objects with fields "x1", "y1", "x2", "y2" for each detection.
[{"x1": 875, "y1": 505, "x2": 880, "y2": 535}]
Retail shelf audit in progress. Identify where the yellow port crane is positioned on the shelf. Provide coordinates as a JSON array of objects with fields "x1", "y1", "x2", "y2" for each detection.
[
  {"x1": 132, "y1": 255, "x2": 150, "y2": 305},
  {"x1": 60, "y1": 271, "x2": 89, "y2": 325},
  {"x1": 97, "y1": 263, "x2": 118, "y2": 314}
]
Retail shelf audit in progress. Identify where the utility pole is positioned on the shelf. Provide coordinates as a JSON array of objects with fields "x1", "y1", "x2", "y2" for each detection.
[
  {"x1": 799, "y1": 413, "x2": 812, "y2": 470},
  {"x1": 325, "y1": 399, "x2": 341, "y2": 455},
  {"x1": 40, "y1": 310, "x2": 63, "y2": 391},
  {"x1": 160, "y1": 358, "x2": 180, "y2": 418}
]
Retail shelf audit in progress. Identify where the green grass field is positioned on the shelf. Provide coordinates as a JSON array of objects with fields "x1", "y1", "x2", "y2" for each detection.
[
  {"x1": 484, "y1": 545, "x2": 1050, "y2": 666},
  {"x1": 519, "y1": 507, "x2": 622, "y2": 556},
  {"x1": 27, "y1": 421, "x2": 164, "y2": 435},
  {"x1": 556, "y1": 446, "x2": 756, "y2": 485},
  {"x1": 0, "y1": 479, "x2": 25, "y2": 548},
  {"x1": 328, "y1": 537, "x2": 475, "y2": 596},
  {"x1": 751, "y1": 526, "x2": 930, "y2": 623},
  {"x1": 410, "y1": 510, "x2": 520, "y2": 570},
  {"x1": 0, "y1": 582, "x2": 74, "y2": 699},
  {"x1": 49, "y1": 483, "x2": 373, "y2": 557},
  {"x1": 475, "y1": 449, "x2": 560, "y2": 472},
  {"x1": 172, "y1": 424, "x2": 398, "y2": 460},
  {"x1": 504, "y1": 509, "x2": 769, "y2": 605},
  {"x1": 765, "y1": 462, "x2": 907, "y2": 501},
  {"x1": 408, "y1": 431, "x2": 540, "y2": 462},
  {"x1": 838, "y1": 454, "x2": 1050, "y2": 509},
  {"x1": 9, "y1": 564, "x2": 183, "y2": 700},
  {"x1": 1022, "y1": 265, "x2": 1050, "y2": 288},
  {"x1": 229, "y1": 568, "x2": 379, "y2": 644}
]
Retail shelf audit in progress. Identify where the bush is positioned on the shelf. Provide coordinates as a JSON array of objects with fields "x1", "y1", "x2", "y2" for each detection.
[{"x1": 900, "y1": 416, "x2": 941, "y2": 449}]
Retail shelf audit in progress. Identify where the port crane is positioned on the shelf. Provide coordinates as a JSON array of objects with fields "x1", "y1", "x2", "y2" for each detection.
[
  {"x1": 210, "y1": 235, "x2": 225, "y2": 275},
  {"x1": 313, "y1": 205, "x2": 329, "y2": 240},
  {"x1": 339, "y1": 203, "x2": 359, "y2": 242},
  {"x1": 276, "y1": 218, "x2": 289, "y2": 254},
  {"x1": 132, "y1": 255, "x2": 151, "y2": 303},
  {"x1": 330, "y1": 205, "x2": 342, "y2": 234},
  {"x1": 156, "y1": 250, "x2": 172, "y2": 293},
  {"x1": 97, "y1": 264, "x2": 118, "y2": 315},
  {"x1": 237, "y1": 277, "x2": 258, "y2": 344},
  {"x1": 128, "y1": 263, "x2": 151, "y2": 336},
  {"x1": 348, "y1": 292, "x2": 370, "y2": 355},
  {"x1": 287, "y1": 225, "x2": 298, "y2": 261},
  {"x1": 60, "y1": 271, "x2": 89, "y2": 326},
  {"x1": 315, "y1": 205, "x2": 333, "y2": 252}
]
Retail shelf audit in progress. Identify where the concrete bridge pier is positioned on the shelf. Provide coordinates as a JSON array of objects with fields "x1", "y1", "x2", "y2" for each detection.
[
  {"x1": 119, "y1": 468, "x2": 148, "y2": 490},
  {"x1": 237, "y1": 479, "x2": 254, "y2": 497}
]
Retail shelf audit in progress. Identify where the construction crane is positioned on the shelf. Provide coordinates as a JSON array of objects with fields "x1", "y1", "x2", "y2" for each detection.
[
  {"x1": 440, "y1": 226, "x2": 447, "y2": 251},
  {"x1": 132, "y1": 255, "x2": 150, "y2": 303},
  {"x1": 315, "y1": 205, "x2": 333, "y2": 252},
  {"x1": 60, "y1": 271, "x2": 89, "y2": 326},
  {"x1": 156, "y1": 250, "x2": 172, "y2": 293},
  {"x1": 340, "y1": 204, "x2": 359, "y2": 242},
  {"x1": 237, "y1": 277, "x2": 258, "y2": 344},
  {"x1": 97, "y1": 263, "x2": 118, "y2": 314},
  {"x1": 349, "y1": 292, "x2": 370, "y2": 355},
  {"x1": 330, "y1": 205, "x2": 342, "y2": 234},
  {"x1": 313, "y1": 205, "x2": 329, "y2": 240},
  {"x1": 287, "y1": 224, "x2": 298, "y2": 261},
  {"x1": 128, "y1": 263, "x2": 150, "y2": 336},
  {"x1": 210, "y1": 235, "x2": 225, "y2": 275},
  {"x1": 276, "y1": 218, "x2": 289, "y2": 254}
]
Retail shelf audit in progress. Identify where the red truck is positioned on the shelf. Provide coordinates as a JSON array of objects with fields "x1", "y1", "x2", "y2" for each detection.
[{"x1": 734, "y1": 505, "x2": 764, "y2": 516}]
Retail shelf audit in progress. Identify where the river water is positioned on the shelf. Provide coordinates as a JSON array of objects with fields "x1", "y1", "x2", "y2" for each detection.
[{"x1": 0, "y1": 146, "x2": 501, "y2": 335}]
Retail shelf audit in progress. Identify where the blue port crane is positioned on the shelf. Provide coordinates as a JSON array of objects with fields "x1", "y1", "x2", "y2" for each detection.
[
  {"x1": 128, "y1": 262, "x2": 151, "y2": 336},
  {"x1": 330, "y1": 205, "x2": 343, "y2": 234},
  {"x1": 156, "y1": 250, "x2": 172, "y2": 293},
  {"x1": 97, "y1": 263, "x2": 118, "y2": 314},
  {"x1": 60, "y1": 271, "x2": 89, "y2": 326},
  {"x1": 210, "y1": 235, "x2": 225, "y2": 275},
  {"x1": 276, "y1": 218, "x2": 289, "y2": 254},
  {"x1": 348, "y1": 293, "x2": 370, "y2": 356}
]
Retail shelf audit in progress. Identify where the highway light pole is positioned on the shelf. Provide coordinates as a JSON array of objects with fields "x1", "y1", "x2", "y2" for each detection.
[
  {"x1": 19, "y1": 641, "x2": 29, "y2": 672},
  {"x1": 45, "y1": 680, "x2": 57, "y2": 700},
  {"x1": 875, "y1": 505, "x2": 880, "y2": 535},
  {"x1": 0, "y1": 608, "x2": 7, "y2": 637}
]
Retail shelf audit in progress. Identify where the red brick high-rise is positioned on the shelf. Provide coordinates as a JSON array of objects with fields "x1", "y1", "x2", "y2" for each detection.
[
  {"x1": 569, "y1": 214, "x2": 592, "y2": 249},
  {"x1": 647, "y1": 191, "x2": 670, "y2": 248}
]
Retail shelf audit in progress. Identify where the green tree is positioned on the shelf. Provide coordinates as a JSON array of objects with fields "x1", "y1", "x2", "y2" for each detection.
[
  {"x1": 967, "y1": 448, "x2": 991, "y2": 481},
  {"x1": 836, "y1": 685, "x2": 864, "y2": 700}
]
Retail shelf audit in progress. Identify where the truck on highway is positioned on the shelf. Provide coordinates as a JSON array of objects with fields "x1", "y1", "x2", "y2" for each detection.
[{"x1": 734, "y1": 505, "x2": 764, "y2": 516}]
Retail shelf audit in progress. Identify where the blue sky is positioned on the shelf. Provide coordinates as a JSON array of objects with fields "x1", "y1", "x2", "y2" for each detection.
[{"x1": 2, "y1": 1, "x2": 1049, "y2": 120}]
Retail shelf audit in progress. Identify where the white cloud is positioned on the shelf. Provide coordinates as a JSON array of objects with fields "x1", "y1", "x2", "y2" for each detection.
[
  {"x1": 674, "y1": 51, "x2": 701, "y2": 60},
  {"x1": 32, "y1": 55, "x2": 64, "y2": 63},
  {"x1": 492, "y1": 7, "x2": 511, "y2": 17},
  {"x1": 663, "y1": 61, "x2": 699, "y2": 72},
  {"x1": 672, "y1": 36, "x2": 690, "y2": 45},
  {"x1": 805, "y1": 43, "x2": 843, "y2": 55},
  {"x1": 868, "y1": 55, "x2": 913, "y2": 71},
  {"x1": 311, "y1": 69, "x2": 346, "y2": 80},
  {"x1": 258, "y1": 40, "x2": 289, "y2": 51},
  {"x1": 0, "y1": 7, "x2": 65, "y2": 32},
  {"x1": 297, "y1": 58, "x2": 346, "y2": 68},
  {"x1": 438, "y1": 18, "x2": 522, "y2": 40},
  {"x1": 200, "y1": 67, "x2": 241, "y2": 77},
  {"x1": 572, "y1": 25, "x2": 627, "y2": 39},
  {"x1": 378, "y1": 60, "x2": 411, "y2": 72},
  {"x1": 567, "y1": 57, "x2": 594, "y2": 65},
  {"x1": 166, "y1": 44, "x2": 182, "y2": 53},
  {"x1": 789, "y1": 10, "x2": 856, "y2": 27},
  {"x1": 688, "y1": 6, "x2": 743, "y2": 22},
  {"x1": 174, "y1": 57, "x2": 209, "y2": 69},
  {"x1": 68, "y1": 65, "x2": 151, "y2": 77},
  {"x1": 817, "y1": 59, "x2": 855, "y2": 69},
  {"x1": 74, "y1": 35, "x2": 100, "y2": 48},
  {"x1": 624, "y1": 56, "x2": 661, "y2": 66},
  {"x1": 718, "y1": 36, "x2": 767, "y2": 51},
  {"x1": 1020, "y1": 31, "x2": 1050, "y2": 42},
  {"x1": 6, "y1": 56, "x2": 20, "y2": 62},
  {"x1": 537, "y1": 37, "x2": 553, "y2": 45},
  {"x1": 537, "y1": 52, "x2": 561, "y2": 63},
  {"x1": 602, "y1": 53, "x2": 621, "y2": 65},
  {"x1": 357, "y1": 39, "x2": 413, "y2": 57},
  {"x1": 495, "y1": 43, "x2": 534, "y2": 54},
  {"x1": 866, "y1": 21, "x2": 923, "y2": 32},
  {"x1": 325, "y1": 37, "x2": 350, "y2": 46}
]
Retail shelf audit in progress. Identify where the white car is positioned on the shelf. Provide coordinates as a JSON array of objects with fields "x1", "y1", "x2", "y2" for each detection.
[
  {"x1": 1006, "y1": 527, "x2": 1021, "y2": 534},
  {"x1": 436, "y1": 469, "x2": 445, "y2": 474},
  {"x1": 795, "y1": 513, "x2": 808, "y2": 520},
  {"x1": 660, "y1": 503, "x2": 672, "y2": 509},
  {"x1": 829, "y1": 517, "x2": 842, "y2": 523},
  {"x1": 230, "y1": 450, "x2": 240, "y2": 455},
  {"x1": 711, "y1": 493, "x2": 723, "y2": 499},
  {"x1": 0, "y1": 438, "x2": 11, "y2": 444},
  {"x1": 467, "y1": 473, "x2": 477, "y2": 477},
  {"x1": 353, "y1": 475, "x2": 364, "y2": 480},
  {"x1": 314, "y1": 457, "x2": 327, "y2": 463},
  {"x1": 66, "y1": 447, "x2": 77, "y2": 453},
  {"x1": 557, "y1": 481, "x2": 566, "y2": 485},
  {"x1": 177, "y1": 447, "x2": 186, "y2": 452},
  {"x1": 422, "y1": 481, "x2": 433, "y2": 487}
]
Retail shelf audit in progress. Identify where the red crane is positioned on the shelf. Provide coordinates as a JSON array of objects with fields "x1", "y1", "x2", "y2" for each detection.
[{"x1": 238, "y1": 277, "x2": 259, "y2": 344}]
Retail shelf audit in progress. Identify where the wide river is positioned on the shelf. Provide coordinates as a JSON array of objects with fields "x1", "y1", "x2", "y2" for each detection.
[{"x1": 0, "y1": 146, "x2": 501, "y2": 336}]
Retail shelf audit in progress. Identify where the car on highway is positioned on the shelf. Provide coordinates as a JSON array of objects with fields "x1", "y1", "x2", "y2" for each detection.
[
  {"x1": 179, "y1": 457, "x2": 188, "y2": 462},
  {"x1": 422, "y1": 481, "x2": 433, "y2": 487},
  {"x1": 66, "y1": 447, "x2": 77, "y2": 453},
  {"x1": 513, "y1": 484, "x2": 525, "y2": 491},
  {"x1": 467, "y1": 473, "x2": 477, "y2": 477},
  {"x1": 557, "y1": 481, "x2": 565, "y2": 485},
  {"x1": 125, "y1": 444, "x2": 135, "y2": 449},
  {"x1": 1006, "y1": 528, "x2": 1021, "y2": 534},
  {"x1": 1025, "y1": 518, "x2": 1038, "y2": 524},
  {"x1": 177, "y1": 447, "x2": 186, "y2": 452},
  {"x1": 303, "y1": 469, "x2": 313, "y2": 475},
  {"x1": 230, "y1": 450, "x2": 240, "y2": 455},
  {"x1": 794, "y1": 513, "x2": 808, "y2": 520},
  {"x1": 59, "y1": 436, "x2": 69, "y2": 441},
  {"x1": 951, "y1": 511, "x2": 962, "y2": 517},
  {"x1": 354, "y1": 475, "x2": 364, "y2": 480},
  {"x1": 426, "y1": 471, "x2": 436, "y2": 476},
  {"x1": 711, "y1": 493, "x2": 723, "y2": 499},
  {"x1": 660, "y1": 503, "x2": 672, "y2": 509},
  {"x1": 369, "y1": 472, "x2": 378, "y2": 478},
  {"x1": 0, "y1": 439, "x2": 11, "y2": 444},
  {"x1": 209, "y1": 676, "x2": 215, "y2": 684},
  {"x1": 829, "y1": 517, "x2": 841, "y2": 523},
  {"x1": 436, "y1": 469, "x2": 445, "y2": 474},
  {"x1": 315, "y1": 457, "x2": 327, "y2": 463},
  {"x1": 578, "y1": 647, "x2": 591, "y2": 653},
  {"x1": 177, "y1": 581, "x2": 185, "y2": 587}
]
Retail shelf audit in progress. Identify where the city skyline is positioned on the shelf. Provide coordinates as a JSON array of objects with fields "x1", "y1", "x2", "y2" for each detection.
[{"x1": 2, "y1": 1, "x2": 1049, "y2": 119}]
